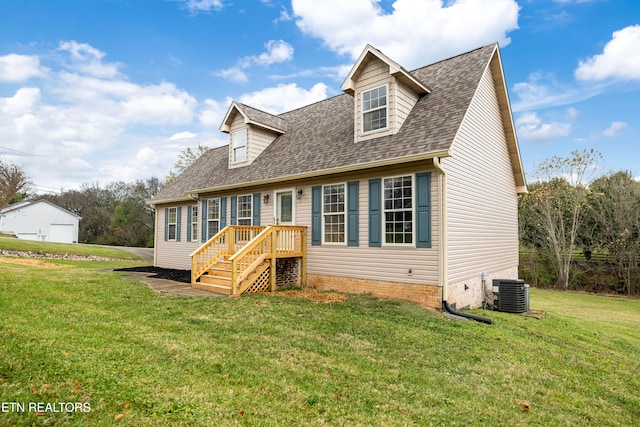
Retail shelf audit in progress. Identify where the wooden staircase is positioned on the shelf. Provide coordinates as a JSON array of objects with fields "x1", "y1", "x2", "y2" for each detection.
[
  {"x1": 190, "y1": 225, "x2": 306, "y2": 297},
  {"x1": 193, "y1": 256, "x2": 272, "y2": 295}
]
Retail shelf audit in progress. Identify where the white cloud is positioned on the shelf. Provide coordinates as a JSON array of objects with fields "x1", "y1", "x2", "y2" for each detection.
[
  {"x1": 603, "y1": 121, "x2": 628, "y2": 137},
  {"x1": 291, "y1": 0, "x2": 519, "y2": 69},
  {"x1": 169, "y1": 131, "x2": 198, "y2": 141},
  {"x1": 516, "y1": 111, "x2": 572, "y2": 142},
  {"x1": 242, "y1": 40, "x2": 294, "y2": 67},
  {"x1": 270, "y1": 64, "x2": 353, "y2": 82},
  {"x1": 179, "y1": 0, "x2": 224, "y2": 14},
  {"x1": 214, "y1": 67, "x2": 249, "y2": 83},
  {"x1": 0, "y1": 87, "x2": 41, "y2": 114},
  {"x1": 216, "y1": 40, "x2": 294, "y2": 83},
  {"x1": 274, "y1": 6, "x2": 294, "y2": 23},
  {"x1": 58, "y1": 41, "x2": 122, "y2": 79},
  {"x1": 0, "y1": 54, "x2": 46, "y2": 82},
  {"x1": 119, "y1": 83, "x2": 197, "y2": 125},
  {"x1": 0, "y1": 41, "x2": 205, "y2": 191},
  {"x1": 511, "y1": 71, "x2": 608, "y2": 112},
  {"x1": 238, "y1": 83, "x2": 328, "y2": 114},
  {"x1": 575, "y1": 25, "x2": 640, "y2": 81},
  {"x1": 199, "y1": 98, "x2": 231, "y2": 128}
]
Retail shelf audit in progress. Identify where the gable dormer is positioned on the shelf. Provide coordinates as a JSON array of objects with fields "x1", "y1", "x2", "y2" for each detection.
[
  {"x1": 341, "y1": 45, "x2": 430, "y2": 143},
  {"x1": 220, "y1": 102, "x2": 286, "y2": 168}
]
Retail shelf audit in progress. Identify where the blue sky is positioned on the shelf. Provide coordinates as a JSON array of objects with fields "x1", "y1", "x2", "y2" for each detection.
[{"x1": 0, "y1": 0, "x2": 639, "y2": 194}]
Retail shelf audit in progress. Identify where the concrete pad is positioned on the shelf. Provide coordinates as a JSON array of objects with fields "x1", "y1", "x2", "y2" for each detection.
[{"x1": 120, "y1": 271, "x2": 225, "y2": 297}]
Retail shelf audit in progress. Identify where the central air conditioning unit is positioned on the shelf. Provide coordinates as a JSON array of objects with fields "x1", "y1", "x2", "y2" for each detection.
[{"x1": 492, "y1": 279, "x2": 529, "y2": 313}]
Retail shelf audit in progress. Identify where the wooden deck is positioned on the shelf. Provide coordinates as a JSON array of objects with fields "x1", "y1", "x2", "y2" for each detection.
[{"x1": 190, "y1": 225, "x2": 306, "y2": 296}]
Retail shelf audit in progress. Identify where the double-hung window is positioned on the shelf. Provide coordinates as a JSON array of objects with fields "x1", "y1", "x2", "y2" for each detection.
[
  {"x1": 237, "y1": 195, "x2": 253, "y2": 226},
  {"x1": 383, "y1": 176, "x2": 413, "y2": 244},
  {"x1": 323, "y1": 184, "x2": 345, "y2": 243},
  {"x1": 207, "y1": 198, "x2": 220, "y2": 238},
  {"x1": 190, "y1": 205, "x2": 198, "y2": 241},
  {"x1": 232, "y1": 129, "x2": 247, "y2": 163},
  {"x1": 362, "y1": 85, "x2": 387, "y2": 132},
  {"x1": 167, "y1": 207, "x2": 177, "y2": 241}
]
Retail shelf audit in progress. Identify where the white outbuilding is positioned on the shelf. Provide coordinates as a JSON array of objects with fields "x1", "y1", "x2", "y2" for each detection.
[{"x1": 0, "y1": 200, "x2": 82, "y2": 244}]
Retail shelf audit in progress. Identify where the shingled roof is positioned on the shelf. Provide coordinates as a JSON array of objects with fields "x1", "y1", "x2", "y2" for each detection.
[{"x1": 152, "y1": 44, "x2": 508, "y2": 204}]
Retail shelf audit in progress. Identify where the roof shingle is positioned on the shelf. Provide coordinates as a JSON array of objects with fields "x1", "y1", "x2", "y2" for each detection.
[{"x1": 152, "y1": 44, "x2": 497, "y2": 203}]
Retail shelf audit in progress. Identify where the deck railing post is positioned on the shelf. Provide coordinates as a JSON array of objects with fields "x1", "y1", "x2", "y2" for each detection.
[
  {"x1": 231, "y1": 257, "x2": 237, "y2": 296},
  {"x1": 270, "y1": 227, "x2": 277, "y2": 292},
  {"x1": 300, "y1": 228, "x2": 307, "y2": 286}
]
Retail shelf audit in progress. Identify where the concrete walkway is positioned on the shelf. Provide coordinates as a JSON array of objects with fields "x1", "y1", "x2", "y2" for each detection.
[{"x1": 120, "y1": 271, "x2": 224, "y2": 297}]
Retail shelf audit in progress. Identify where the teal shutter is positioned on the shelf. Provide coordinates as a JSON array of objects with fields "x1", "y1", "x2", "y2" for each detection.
[
  {"x1": 176, "y1": 207, "x2": 182, "y2": 242},
  {"x1": 253, "y1": 193, "x2": 261, "y2": 226},
  {"x1": 164, "y1": 208, "x2": 169, "y2": 241},
  {"x1": 220, "y1": 197, "x2": 227, "y2": 229},
  {"x1": 416, "y1": 172, "x2": 432, "y2": 248},
  {"x1": 347, "y1": 181, "x2": 359, "y2": 246},
  {"x1": 187, "y1": 205, "x2": 192, "y2": 241},
  {"x1": 368, "y1": 178, "x2": 381, "y2": 247},
  {"x1": 201, "y1": 199, "x2": 208, "y2": 242},
  {"x1": 230, "y1": 196, "x2": 237, "y2": 225},
  {"x1": 311, "y1": 186, "x2": 322, "y2": 245}
]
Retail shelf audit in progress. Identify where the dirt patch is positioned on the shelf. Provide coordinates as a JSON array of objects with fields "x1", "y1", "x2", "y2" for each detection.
[
  {"x1": 0, "y1": 257, "x2": 72, "y2": 269},
  {"x1": 269, "y1": 288, "x2": 347, "y2": 304}
]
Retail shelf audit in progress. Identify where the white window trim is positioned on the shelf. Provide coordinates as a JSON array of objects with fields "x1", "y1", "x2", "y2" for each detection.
[
  {"x1": 232, "y1": 129, "x2": 247, "y2": 163},
  {"x1": 237, "y1": 194, "x2": 253, "y2": 226},
  {"x1": 381, "y1": 174, "x2": 415, "y2": 247},
  {"x1": 361, "y1": 83, "x2": 389, "y2": 134},
  {"x1": 167, "y1": 207, "x2": 177, "y2": 241},
  {"x1": 207, "y1": 198, "x2": 220, "y2": 239},
  {"x1": 190, "y1": 204, "x2": 198, "y2": 242},
  {"x1": 322, "y1": 182, "x2": 347, "y2": 246}
]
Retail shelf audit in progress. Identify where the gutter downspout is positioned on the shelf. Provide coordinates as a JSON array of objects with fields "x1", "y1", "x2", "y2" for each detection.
[{"x1": 432, "y1": 157, "x2": 492, "y2": 325}]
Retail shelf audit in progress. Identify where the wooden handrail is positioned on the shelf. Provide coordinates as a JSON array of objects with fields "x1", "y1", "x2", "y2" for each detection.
[
  {"x1": 190, "y1": 225, "x2": 231, "y2": 284},
  {"x1": 190, "y1": 225, "x2": 266, "y2": 284},
  {"x1": 229, "y1": 226, "x2": 273, "y2": 295}
]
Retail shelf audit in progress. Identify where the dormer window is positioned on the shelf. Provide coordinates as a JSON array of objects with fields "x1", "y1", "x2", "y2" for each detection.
[
  {"x1": 362, "y1": 85, "x2": 388, "y2": 132},
  {"x1": 232, "y1": 129, "x2": 247, "y2": 163}
]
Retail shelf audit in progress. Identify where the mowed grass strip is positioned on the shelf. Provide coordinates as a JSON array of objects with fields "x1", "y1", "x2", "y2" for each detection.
[
  {"x1": 0, "y1": 236, "x2": 142, "y2": 260},
  {"x1": 0, "y1": 258, "x2": 639, "y2": 426}
]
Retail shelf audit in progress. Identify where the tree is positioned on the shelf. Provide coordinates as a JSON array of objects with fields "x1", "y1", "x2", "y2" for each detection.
[
  {"x1": 586, "y1": 171, "x2": 640, "y2": 295},
  {"x1": 520, "y1": 149, "x2": 602, "y2": 289},
  {"x1": 41, "y1": 177, "x2": 163, "y2": 246},
  {"x1": 166, "y1": 144, "x2": 210, "y2": 184},
  {"x1": 0, "y1": 158, "x2": 32, "y2": 209}
]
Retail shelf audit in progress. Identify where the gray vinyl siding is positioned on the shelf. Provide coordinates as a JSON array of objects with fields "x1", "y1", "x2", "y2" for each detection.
[
  {"x1": 444, "y1": 64, "x2": 519, "y2": 285},
  {"x1": 298, "y1": 165, "x2": 440, "y2": 286},
  {"x1": 354, "y1": 57, "x2": 420, "y2": 143},
  {"x1": 155, "y1": 164, "x2": 440, "y2": 284},
  {"x1": 155, "y1": 203, "x2": 201, "y2": 270},
  {"x1": 394, "y1": 80, "x2": 419, "y2": 132},
  {"x1": 228, "y1": 113, "x2": 279, "y2": 168},
  {"x1": 354, "y1": 58, "x2": 393, "y2": 142},
  {"x1": 250, "y1": 126, "x2": 278, "y2": 163}
]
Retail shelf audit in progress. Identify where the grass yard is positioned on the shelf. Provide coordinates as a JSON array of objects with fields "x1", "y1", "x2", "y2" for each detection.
[
  {"x1": 0, "y1": 245, "x2": 639, "y2": 426},
  {"x1": 0, "y1": 236, "x2": 142, "y2": 260}
]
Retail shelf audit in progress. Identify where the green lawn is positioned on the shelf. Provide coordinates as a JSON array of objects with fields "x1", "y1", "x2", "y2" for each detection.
[
  {"x1": 0, "y1": 236, "x2": 143, "y2": 260},
  {"x1": 0, "y1": 252, "x2": 638, "y2": 426}
]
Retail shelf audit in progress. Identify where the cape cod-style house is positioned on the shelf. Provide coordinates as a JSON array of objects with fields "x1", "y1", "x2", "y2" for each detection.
[{"x1": 149, "y1": 44, "x2": 526, "y2": 310}]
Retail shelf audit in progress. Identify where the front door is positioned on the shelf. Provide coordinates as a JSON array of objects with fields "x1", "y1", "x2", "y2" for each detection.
[{"x1": 275, "y1": 190, "x2": 294, "y2": 225}]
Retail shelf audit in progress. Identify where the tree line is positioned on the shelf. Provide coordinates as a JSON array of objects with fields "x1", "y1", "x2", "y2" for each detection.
[
  {"x1": 519, "y1": 149, "x2": 640, "y2": 296},
  {"x1": 40, "y1": 178, "x2": 163, "y2": 247}
]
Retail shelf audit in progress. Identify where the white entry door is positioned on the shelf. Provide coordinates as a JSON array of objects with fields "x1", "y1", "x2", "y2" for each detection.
[{"x1": 275, "y1": 190, "x2": 294, "y2": 225}]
